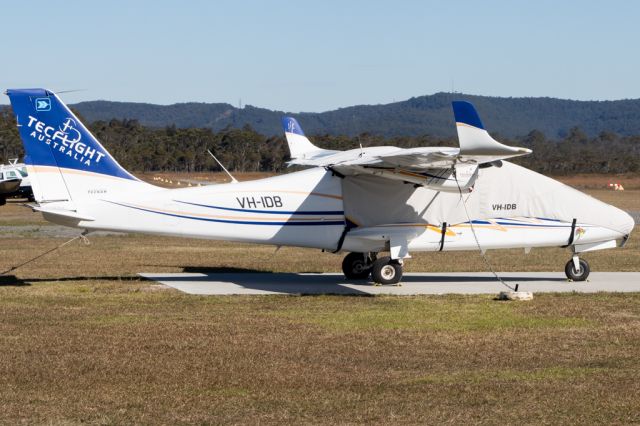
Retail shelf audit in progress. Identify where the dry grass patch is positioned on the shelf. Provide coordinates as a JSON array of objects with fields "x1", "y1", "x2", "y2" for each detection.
[
  {"x1": 583, "y1": 189, "x2": 640, "y2": 210},
  {"x1": 270, "y1": 295, "x2": 593, "y2": 332},
  {"x1": 411, "y1": 366, "x2": 610, "y2": 384},
  {"x1": 0, "y1": 202, "x2": 47, "y2": 226},
  {"x1": 556, "y1": 173, "x2": 640, "y2": 190},
  {"x1": 0, "y1": 284, "x2": 639, "y2": 424}
]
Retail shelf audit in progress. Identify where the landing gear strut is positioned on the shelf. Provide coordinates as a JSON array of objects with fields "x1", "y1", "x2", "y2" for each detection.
[{"x1": 565, "y1": 255, "x2": 590, "y2": 281}]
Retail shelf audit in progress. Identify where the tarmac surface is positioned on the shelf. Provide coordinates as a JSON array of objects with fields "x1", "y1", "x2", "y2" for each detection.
[{"x1": 140, "y1": 271, "x2": 640, "y2": 296}]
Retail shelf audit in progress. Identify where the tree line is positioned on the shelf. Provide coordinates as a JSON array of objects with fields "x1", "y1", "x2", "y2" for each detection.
[{"x1": 0, "y1": 108, "x2": 638, "y2": 175}]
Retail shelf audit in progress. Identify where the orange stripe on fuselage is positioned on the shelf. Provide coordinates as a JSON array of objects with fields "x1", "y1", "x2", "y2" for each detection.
[
  {"x1": 28, "y1": 165, "x2": 136, "y2": 182},
  {"x1": 373, "y1": 223, "x2": 456, "y2": 236}
]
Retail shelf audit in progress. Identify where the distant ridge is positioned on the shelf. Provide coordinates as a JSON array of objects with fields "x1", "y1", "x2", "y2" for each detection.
[{"x1": 7, "y1": 93, "x2": 640, "y2": 138}]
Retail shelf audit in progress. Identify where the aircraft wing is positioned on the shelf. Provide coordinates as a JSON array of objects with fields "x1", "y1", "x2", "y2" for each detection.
[
  {"x1": 284, "y1": 101, "x2": 530, "y2": 171},
  {"x1": 359, "y1": 148, "x2": 458, "y2": 169},
  {"x1": 288, "y1": 142, "x2": 530, "y2": 178},
  {"x1": 288, "y1": 146, "x2": 460, "y2": 169}
]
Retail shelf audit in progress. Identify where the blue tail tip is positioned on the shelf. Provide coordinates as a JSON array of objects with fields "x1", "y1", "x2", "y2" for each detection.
[
  {"x1": 452, "y1": 101, "x2": 484, "y2": 130},
  {"x1": 281, "y1": 116, "x2": 305, "y2": 136},
  {"x1": 5, "y1": 88, "x2": 53, "y2": 97}
]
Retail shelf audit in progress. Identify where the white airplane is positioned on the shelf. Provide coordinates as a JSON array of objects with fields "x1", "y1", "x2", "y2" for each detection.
[
  {"x1": 5, "y1": 89, "x2": 634, "y2": 284},
  {"x1": 0, "y1": 168, "x2": 22, "y2": 204},
  {"x1": 0, "y1": 158, "x2": 33, "y2": 202}
]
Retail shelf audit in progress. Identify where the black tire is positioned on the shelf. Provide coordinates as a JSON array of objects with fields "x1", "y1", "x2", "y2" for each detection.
[
  {"x1": 0, "y1": 196, "x2": 5, "y2": 206},
  {"x1": 371, "y1": 256, "x2": 403, "y2": 285},
  {"x1": 342, "y1": 252, "x2": 371, "y2": 280},
  {"x1": 565, "y1": 258, "x2": 590, "y2": 281}
]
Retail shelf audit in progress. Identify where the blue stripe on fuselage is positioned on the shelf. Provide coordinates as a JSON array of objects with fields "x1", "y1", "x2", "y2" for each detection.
[
  {"x1": 174, "y1": 200, "x2": 344, "y2": 215},
  {"x1": 466, "y1": 218, "x2": 576, "y2": 228},
  {"x1": 107, "y1": 201, "x2": 345, "y2": 226}
]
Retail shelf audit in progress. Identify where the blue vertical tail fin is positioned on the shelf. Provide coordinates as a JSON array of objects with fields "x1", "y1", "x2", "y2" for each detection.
[
  {"x1": 6, "y1": 88, "x2": 137, "y2": 180},
  {"x1": 5, "y1": 89, "x2": 153, "y2": 202}
]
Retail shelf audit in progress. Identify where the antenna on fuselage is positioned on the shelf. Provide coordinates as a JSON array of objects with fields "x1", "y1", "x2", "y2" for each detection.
[{"x1": 207, "y1": 149, "x2": 238, "y2": 183}]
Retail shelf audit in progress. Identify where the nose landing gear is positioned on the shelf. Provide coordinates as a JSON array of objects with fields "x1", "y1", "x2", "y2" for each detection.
[{"x1": 565, "y1": 255, "x2": 590, "y2": 281}]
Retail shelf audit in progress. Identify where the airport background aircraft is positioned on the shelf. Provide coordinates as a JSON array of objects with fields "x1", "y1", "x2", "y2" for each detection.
[
  {"x1": 0, "y1": 158, "x2": 33, "y2": 204},
  {"x1": 5, "y1": 88, "x2": 634, "y2": 284},
  {"x1": 0, "y1": 168, "x2": 21, "y2": 204}
]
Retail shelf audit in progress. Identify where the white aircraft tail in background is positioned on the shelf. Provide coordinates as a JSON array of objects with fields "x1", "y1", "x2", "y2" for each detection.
[{"x1": 281, "y1": 116, "x2": 337, "y2": 160}]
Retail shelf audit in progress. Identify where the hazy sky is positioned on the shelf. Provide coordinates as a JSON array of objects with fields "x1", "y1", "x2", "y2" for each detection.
[{"x1": 1, "y1": 0, "x2": 638, "y2": 111}]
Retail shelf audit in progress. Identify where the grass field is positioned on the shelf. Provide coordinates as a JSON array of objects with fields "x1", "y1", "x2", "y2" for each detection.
[
  {"x1": 0, "y1": 174, "x2": 638, "y2": 424},
  {"x1": 1, "y1": 288, "x2": 639, "y2": 424}
]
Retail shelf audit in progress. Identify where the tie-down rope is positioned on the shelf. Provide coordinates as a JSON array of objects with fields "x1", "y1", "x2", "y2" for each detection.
[{"x1": 452, "y1": 167, "x2": 519, "y2": 292}]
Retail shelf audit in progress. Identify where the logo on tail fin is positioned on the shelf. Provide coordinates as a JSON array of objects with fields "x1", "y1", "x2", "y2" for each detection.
[
  {"x1": 282, "y1": 117, "x2": 305, "y2": 136},
  {"x1": 59, "y1": 118, "x2": 82, "y2": 143},
  {"x1": 26, "y1": 115, "x2": 106, "y2": 166},
  {"x1": 35, "y1": 98, "x2": 51, "y2": 111}
]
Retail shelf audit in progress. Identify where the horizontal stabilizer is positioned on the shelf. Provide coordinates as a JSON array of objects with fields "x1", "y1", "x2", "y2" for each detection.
[{"x1": 32, "y1": 205, "x2": 95, "y2": 221}]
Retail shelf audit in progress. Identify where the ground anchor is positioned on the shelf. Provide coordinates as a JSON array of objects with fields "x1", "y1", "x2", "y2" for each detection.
[{"x1": 497, "y1": 291, "x2": 534, "y2": 301}]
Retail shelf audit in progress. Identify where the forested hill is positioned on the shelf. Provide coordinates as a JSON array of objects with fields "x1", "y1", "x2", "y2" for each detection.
[
  {"x1": 67, "y1": 93, "x2": 640, "y2": 138},
  {"x1": 2, "y1": 93, "x2": 640, "y2": 138}
]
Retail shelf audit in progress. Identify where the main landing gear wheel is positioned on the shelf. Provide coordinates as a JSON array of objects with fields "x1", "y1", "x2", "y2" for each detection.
[
  {"x1": 371, "y1": 256, "x2": 403, "y2": 285},
  {"x1": 342, "y1": 252, "x2": 372, "y2": 280},
  {"x1": 565, "y1": 257, "x2": 590, "y2": 281}
]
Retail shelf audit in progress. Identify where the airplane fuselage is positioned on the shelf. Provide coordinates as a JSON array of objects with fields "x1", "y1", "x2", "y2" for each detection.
[{"x1": 43, "y1": 165, "x2": 633, "y2": 257}]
